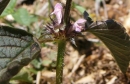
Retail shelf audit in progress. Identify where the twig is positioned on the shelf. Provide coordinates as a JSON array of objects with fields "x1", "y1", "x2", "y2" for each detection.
[{"x1": 36, "y1": 71, "x2": 41, "y2": 84}]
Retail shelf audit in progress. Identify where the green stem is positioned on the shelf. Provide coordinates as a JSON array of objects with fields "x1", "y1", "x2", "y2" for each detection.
[{"x1": 56, "y1": 39, "x2": 66, "y2": 84}]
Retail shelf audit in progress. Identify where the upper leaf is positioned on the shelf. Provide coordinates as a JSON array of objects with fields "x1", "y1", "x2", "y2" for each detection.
[
  {"x1": 0, "y1": 0, "x2": 10, "y2": 15},
  {"x1": 0, "y1": 26, "x2": 41, "y2": 83},
  {"x1": 86, "y1": 20, "x2": 130, "y2": 73}
]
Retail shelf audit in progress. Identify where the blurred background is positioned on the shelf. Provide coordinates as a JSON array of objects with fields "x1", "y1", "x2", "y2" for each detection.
[{"x1": 1, "y1": 0, "x2": 130, "y2": 84}]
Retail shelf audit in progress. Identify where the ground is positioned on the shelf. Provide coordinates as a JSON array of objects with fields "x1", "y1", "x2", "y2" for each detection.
[{"x1": 2, "y1": 0, "x2": 130, "y2": 84}]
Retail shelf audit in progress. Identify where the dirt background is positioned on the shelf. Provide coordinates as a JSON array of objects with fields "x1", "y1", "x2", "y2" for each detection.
[{"x1": 3, "y1": 0, "x2": 130, "y2": 84}]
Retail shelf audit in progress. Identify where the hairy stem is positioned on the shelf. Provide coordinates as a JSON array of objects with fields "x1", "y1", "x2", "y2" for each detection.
[
  {"x1": 56, "y1": 39, "x2": 66, "y2": 84},
  {"x1": 56, "y1": 0, "x2": 72, "y2": 83}
]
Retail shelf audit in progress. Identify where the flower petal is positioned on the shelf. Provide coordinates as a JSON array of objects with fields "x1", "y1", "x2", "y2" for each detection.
[
  {"x1": 51, "y1": 3, "x2": 63, "y2": 25},
  {"x1": 73, "y1": 19, "x2": 86, "y2": 32}
]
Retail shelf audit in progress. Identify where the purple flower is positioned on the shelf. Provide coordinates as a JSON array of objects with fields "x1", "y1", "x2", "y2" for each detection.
[
  {"x1": 73, "y1": 19, "x2": 86, "y2": 32},
  {"x1": 51, "y1": 3, "x2": 63, "y2": 25}
]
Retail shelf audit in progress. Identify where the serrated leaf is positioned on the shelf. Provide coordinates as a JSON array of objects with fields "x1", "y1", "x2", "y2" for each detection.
[
  {"x1": 86, "y1": 20, "x2": 130, "y2": 73},
  {"x1": 0, "y1": 0, "x2": 10, "y2": 15},
  {"x1": 0, "y1": 26, "x2": 41, "y2": 83},
  {"x1": 12, "y1": 8, "x2": 38, "y2": 26}
]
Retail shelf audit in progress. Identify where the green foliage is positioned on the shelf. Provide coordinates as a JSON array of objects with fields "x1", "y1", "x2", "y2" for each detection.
[
  {"x1": 86, "y1": 20, "x2": 130, "y2": 73},
  {"x1": 72, "y1": 2, "x2": 86, "y2": 14},
  {"x1": 11, "y1": 67, "x2": 33, "y2": 83},
  {"x1": 12, "y1": 8, "x2": 38, "y2": 26},
  {"x1": 0, "y1": 26, "x2": 41, "y2": 83},
  {"x1": 1, "y1": 0, "x2": 38, "y2": 27},
  {"x1": 0, "y1": 0, "x2": 10, "y2": 15},
  {"x1": 42, "y1": 59, "x2": 52, "y2": 66},
  {"x1": 31, "y1": 58, "x2": 43, "y2": 70},
  {"x1": 1, "y1": 0, "x2": 16, "y2": 16}
]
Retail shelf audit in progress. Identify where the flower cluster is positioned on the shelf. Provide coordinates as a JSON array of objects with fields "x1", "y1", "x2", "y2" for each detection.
[{"x1": 44, "y1": 3, "x2": 86, "y2": 40}]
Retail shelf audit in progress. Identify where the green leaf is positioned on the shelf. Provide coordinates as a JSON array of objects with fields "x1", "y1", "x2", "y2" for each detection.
[
  {"x1": 12, "y1": 8, "x2": 38, "y2": 26},
  {"x1": 11, "y1": 67, "x2": 33, "y2": 83},
  {"x1": 0, "y1": 26, "x2": 41, "y2": 83},
  {"x1": 31, "y1": 58, "x2": 42, "y2": 69},
  {"x1": 86, "y1": 20, "x2": 130, "y2": 73},
  {"x1": 1, "y1": 0, "x2": 16, "y2": 16},
  {"x1": 0, "y1": 0, "x2": 10, "y2": 15},
  {"x1": 42, "y1": 59, "x2": 52, "y2": 66},
  {"x1": 72, "y1": 2, "x2": 86, "y2": 14}
]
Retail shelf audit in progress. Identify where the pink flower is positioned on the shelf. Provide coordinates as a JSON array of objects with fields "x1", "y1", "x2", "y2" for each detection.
[
  {"x1": 73, "y1": 19, "x2": 86, "y2": 32},
  {"x1": 51, "y1": 3, "x2": 63, "y2": 25}
]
